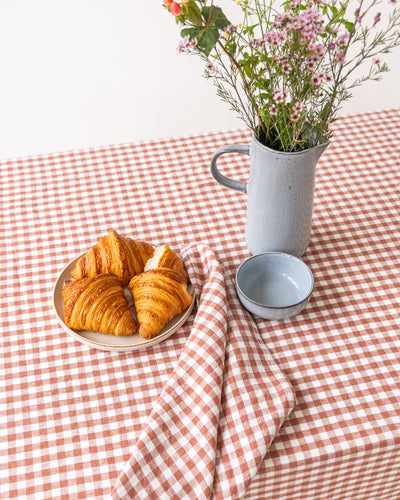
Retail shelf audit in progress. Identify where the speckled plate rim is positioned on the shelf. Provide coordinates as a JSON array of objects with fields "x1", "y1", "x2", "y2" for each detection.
[{"x1": 52, "y1": 253, "x2": 195, "y2": 352}]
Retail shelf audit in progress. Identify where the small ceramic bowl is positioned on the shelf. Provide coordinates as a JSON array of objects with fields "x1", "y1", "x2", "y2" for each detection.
[{"x1": 236, "y1": 252, "x2": 314, "y2": 320}]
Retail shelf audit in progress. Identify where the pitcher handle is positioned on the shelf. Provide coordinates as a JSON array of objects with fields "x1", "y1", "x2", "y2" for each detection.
[{"x1": 210, "y1": 144, "x2": 250, "y2": 193}]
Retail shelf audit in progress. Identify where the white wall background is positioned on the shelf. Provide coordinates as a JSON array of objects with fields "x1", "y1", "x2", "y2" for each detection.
[{"x1": 0, "y1": 0, "x2": 399, "y2": 159}]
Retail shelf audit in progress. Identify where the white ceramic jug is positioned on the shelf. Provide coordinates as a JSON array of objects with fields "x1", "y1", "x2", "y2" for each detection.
[{"x1": 211, "y1": 134, "x2": 329, "y2": 257}]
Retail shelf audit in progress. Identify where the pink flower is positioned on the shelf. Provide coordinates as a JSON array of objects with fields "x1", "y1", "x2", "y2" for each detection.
[
  {"x1": 293, "y1": 101, "x2": 304, "y2": 112},
  {"x1": 223, "y1": 25, "x2": 237, "y2": 36},
  {"x1": 290, "y1": 112, "x2": 301, "y2": 122},
  {"x1": 311, "y1": 11, "x2": 323, "y2": 22},
  {"x1": 282, "y1": 63, "x2": 292, "y2": 74},
  {"x1": 306, "y1": 59, "x2": 316, "y2": 73},
  {"x1": 251, "y1": 38, "x2": 265, "y2": 47},
  {"x1": 270, "y1": 105, "x2": 278, "y2": 116},
  {"x1": 273, "y1": 89, "x2": 288, "y2": 103},
  {"x1": 177, "y1": 35, "x2": 197, "y2": 53},
  {"x1": 305, "y1": 31, "x2": 317, "y2": 41},
  {"x1": 302, "y1": 23, "x2": 313, "y2": 32},
  {"x1": 338, "y1": 33, "x2": 350, "y2": 47},
  {"x1": 265, "y1": 31, "x2": 280, "y2": 44},
  {"x1": 336, "y1": 50, "x2": 346, "y2": 64},
  {"x1": 290, "y1": 20, "x2": 302, "y2": 30},
  {"x1": 267, "y1": 31, "x2": 287, "y2": 45},
  {"x1": 312, "y1": 75, "x2": 322, "y2": 86}
]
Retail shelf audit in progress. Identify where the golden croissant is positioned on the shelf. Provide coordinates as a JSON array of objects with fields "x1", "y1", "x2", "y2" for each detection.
[
  {"x1": 129, "y1": 268, "x2": 192, "y2": 340},
  {"x1": 71, "y1": 230, "x2": 154, "y2": 285},
  {"x1": 144, "y1": 244, "x2": 188, "y2": 282},
  {"x1": 62, "y1": 274, "x2": 137, "y2": 336}
]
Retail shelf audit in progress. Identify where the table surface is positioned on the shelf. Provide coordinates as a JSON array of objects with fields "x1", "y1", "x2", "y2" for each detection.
[{"x1": 1, "y1": 108, "x2": 400, "y2": 499}]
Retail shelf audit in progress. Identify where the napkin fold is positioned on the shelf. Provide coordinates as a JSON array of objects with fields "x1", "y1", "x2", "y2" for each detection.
[{"x1": 112, "y1": 245, "x2": 296, "y2": 499}]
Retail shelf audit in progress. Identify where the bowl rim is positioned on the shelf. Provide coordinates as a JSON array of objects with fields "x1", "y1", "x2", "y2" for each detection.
[{"x1": 235, "y1": 252, "x2": 314, "y2": 310}]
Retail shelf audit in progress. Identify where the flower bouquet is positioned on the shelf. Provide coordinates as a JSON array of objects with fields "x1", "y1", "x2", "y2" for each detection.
[{"x1": 163, "y1": 0, "x2": 400, "y2": 152}]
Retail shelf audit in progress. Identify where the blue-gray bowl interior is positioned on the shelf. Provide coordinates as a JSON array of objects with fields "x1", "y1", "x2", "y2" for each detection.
[{"x1": 236, "y1": 252, "x2": 314, "y2": 309}]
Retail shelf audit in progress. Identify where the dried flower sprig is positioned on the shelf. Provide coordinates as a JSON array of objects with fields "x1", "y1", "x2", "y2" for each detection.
[{"x1": 164, "y1": 0, "x2": 400, "y2": 152}]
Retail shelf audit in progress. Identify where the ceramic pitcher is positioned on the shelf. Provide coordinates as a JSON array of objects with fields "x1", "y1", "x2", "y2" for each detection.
[{"x1": 211, "y1": 135, "x2": 329, "y2": 257}]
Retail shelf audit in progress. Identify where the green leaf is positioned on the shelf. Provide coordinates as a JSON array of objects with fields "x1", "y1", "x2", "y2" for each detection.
[
  {"x1": 243, "y1": 24, "x2": 258, "y2": 35},
  {"x1": 182, "y1": 2, "x2": 202, "y2": 25},
  {"x1": 201, "y1": 6, "x2": 231, "y2": 30},
  {"x1": 341, "y1": 19, "x2": 354, "y2": 32},
  {"x1": 181, "y1": 26, "x2": 219, "y2": 56},
  {"x1": 180, "y1": 27, "x2": 200, "y2": 44},
  {"x1": 179, "y1": 5, "x2": 231, "y2": 56},
  {"x1": 199, "y1": 27, "x2": 219, "y2": 55},
  {"x1": 256, "y1": 79, "x2": 270, "y2": 91},
  {"x1": 329, "y1": 5, "x2": 338, "y2": 17}
]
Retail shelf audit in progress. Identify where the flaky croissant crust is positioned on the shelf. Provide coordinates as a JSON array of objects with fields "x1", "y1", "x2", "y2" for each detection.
[
  {"x1": 71, "y1": 230, "x2": 154, "y2": 285},
  {"x1": 145, "y1": 244, "x2": 189, "y2": 283},
  {"x1": 129, "y1": 268, "x2": 192, "y2": 340},
  {"x1": 63, "y1": 274, "x2": 137, "y2": 336}
]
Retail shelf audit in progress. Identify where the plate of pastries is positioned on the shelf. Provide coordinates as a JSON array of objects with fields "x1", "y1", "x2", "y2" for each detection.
[{"x1": 52, "y1": 230, "x2": 195, "y2": 352}]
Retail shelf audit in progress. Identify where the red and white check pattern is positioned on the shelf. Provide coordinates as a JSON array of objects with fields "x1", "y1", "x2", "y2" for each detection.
[
  {"x1": 1, "y1": 108, "x2": 400, "y2": 499},
  {"x1": 112, "y1": 245, "x2": 294, "y2": 499}
]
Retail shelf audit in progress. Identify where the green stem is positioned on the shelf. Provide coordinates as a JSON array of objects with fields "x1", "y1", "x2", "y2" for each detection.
[
  {"x1": 316, "y1": 0, "x2": 366, "y2": 144},
  {"x1": 216, "y1": 39, "x2": 267, "y2": 136}
]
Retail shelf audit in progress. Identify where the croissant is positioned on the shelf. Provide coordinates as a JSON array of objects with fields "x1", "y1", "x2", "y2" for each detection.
[
  {"x1": 71, "y1": 230, "x2": 154, "y2": 285},
  {"x1": 129, "y1": 268, "x2": 192, "y2": 340},
  {"x1": 144, "y1": 244, "x2": 188, "y2": 282},
  {"x1": 62, "y1": 274, "x2": 137, "y2": 336}
]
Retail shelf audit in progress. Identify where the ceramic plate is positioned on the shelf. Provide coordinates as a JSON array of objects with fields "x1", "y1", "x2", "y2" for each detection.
[{"x1": 52, "y1": 254, "x2": 195, "y2": 352}]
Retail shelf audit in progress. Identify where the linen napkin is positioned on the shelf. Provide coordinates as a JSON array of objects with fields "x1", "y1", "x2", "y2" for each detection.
[{"x1": 112, "y1": 245, "x2": 296, "y2": 499}]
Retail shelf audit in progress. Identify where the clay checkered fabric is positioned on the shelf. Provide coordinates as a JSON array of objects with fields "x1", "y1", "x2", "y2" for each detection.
[
  {"x1": 112, "y1": 245, "x2": 295, "y2": 499},
  {"x1": 1, "y1": 109, "x2": 400, "y2": 499}
]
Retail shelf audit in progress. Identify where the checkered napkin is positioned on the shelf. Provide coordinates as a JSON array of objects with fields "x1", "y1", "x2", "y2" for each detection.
[{"x1": 112, "y1": 244, "x2": 296, "y2": 499}]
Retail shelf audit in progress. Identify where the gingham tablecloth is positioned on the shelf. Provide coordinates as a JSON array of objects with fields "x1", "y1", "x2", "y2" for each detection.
[{"x1": 1, "y1": 108, "x2": 400, "y2": 499}]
